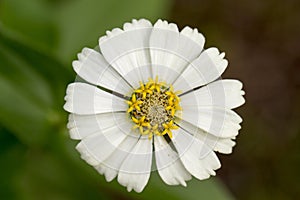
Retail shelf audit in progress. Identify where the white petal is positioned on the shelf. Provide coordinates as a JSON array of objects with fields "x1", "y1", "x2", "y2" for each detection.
[
  {"x1": 173, "y1": 47, "x2": 228, "y2": 93},
  {"x1": 172, "y1": 129, "x2": 221, "y2": 180},
  {"x1": 149, "y1": 20, "x2": 179, "y2": 81},
  {"x1": 212, "y1": 138, "x2": 236, "y2": 154},
  {"x1": 67, "y1": 112, "x2": 127, "y2": 140},
  {"x1": 180, "y1": 26, "x2": 205, "y2": 53},
  {"x1": 180, "y1": 79, "x2": 245, "y2": 109},
  {"x1": 95, "y1": 163, "x2": 117, "y2": 182},
  {"x1": 177, "y1": 105, "x2": 242, "y2": 138},
  {"x1": 72, "y1": 48, "x2": 132, "y2": 95},
  {"x1": 118, "y1": 135, "x2": 153, "y2": 193},
  {"x1": 178, "y1": 89, "x2": 242, "y2": 138},
  {"x1": 64, "y1": 82, "x2": 127, "y2": 115},
  {"x1": 94, "y1": 131, "x2": 139, "y2": 182},
  {"x1": 99, "y1": 19, "x2": 153, "y2": 88},
  {"x1": 154, "y1": 136, "x2": 191, "y2": 186},
  {"x1": 76, "y1": 118, "x2": 132, "y2": 166},
  {"x1": 178, "y1": 120, "x2": 236, "y2": 154},
  {"x1": 149, "y1": 20, "x2": 205, "y2": 84}
]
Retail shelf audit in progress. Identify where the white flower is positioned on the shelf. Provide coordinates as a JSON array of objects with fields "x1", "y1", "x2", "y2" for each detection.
[{"x1": 64, "y1": 19, "x2": 245, "y2": 193}]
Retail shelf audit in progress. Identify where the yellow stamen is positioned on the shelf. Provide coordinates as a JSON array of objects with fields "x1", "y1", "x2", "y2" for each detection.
[
  {"x1": 165, "y1": 85, "x2": 181, "y2": 102},
  {"x1": 162, "y1": 120, "x2": 179, "y2": 138},
  {"x1": 134, "y1": 82, "x2": 153, "y2": 99},
  {"x1": 132, "y1": 116, "x2": 150, "y2": 134},
  {"x1": 148, "y1": 76, "x2": 166, "y2": 93},
  {"x1": 144, "y1": 125, "x2": 160, "y2": 139},
  {"x1": 126, "y1": 94, "x2": 143, "y2": 113},
  {"x1": 126, "y1": 77, "x2": 182, "y2": 139}
]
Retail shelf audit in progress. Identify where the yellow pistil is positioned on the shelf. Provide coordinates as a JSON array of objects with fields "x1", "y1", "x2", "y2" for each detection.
[
  {"x1": 126, "y1": 94, "x2": 143, "y2": 113},
  {"x1": 132, "y1": 116, "x2": 150, "y2": 134},
  {"x1": 134, "y1": 81, "x2": 153, "y2": 99},
  {"x1": 162, "y1": 120, "x2": 179, "y2": 138}
]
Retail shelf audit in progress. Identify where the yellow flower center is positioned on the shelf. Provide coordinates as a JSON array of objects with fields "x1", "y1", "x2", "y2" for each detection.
[{"x1": 126, "y1": 76, "x2": 182, "y2": 139}]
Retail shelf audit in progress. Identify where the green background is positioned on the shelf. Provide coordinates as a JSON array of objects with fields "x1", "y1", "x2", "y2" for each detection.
[{"x1": 1, "y1": 0, "x2": 299, "y2": 199}]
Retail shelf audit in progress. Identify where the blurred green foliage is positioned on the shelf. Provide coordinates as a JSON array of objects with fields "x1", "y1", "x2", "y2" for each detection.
[{"x1": 0, "y1": 0, "x2": 234, "y2": 199}]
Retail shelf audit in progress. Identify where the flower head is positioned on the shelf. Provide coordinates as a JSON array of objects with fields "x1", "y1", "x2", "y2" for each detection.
[{"x1": 64, "y1": 19, "x2": 245, "y2": 193}]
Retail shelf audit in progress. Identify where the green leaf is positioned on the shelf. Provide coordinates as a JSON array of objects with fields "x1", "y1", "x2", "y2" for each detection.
[
  {"x1": 0, "y1": 127, "x2": 26, "y2": 200},
  {"x1": 16, "y1": 149, "x2": 110, "y2": 200},
  {"x1": 0, "y1": 31, "x2": 72, "y2": 146},
  {"x1": 143, "y1": 172, "x2": 234, "y2": 200},
  {"x1": 0, "y1": 0, "x2": 58, "y2": 54},
  {"x1": 0, "y1": 0, "x2": 172, "y2": 64},
  {"x1": 54, "y1": 0, "x2": 173, "y2": 64},
  {"x1": 104, "y1": 171, "x2": 234, "y2": 200}
]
